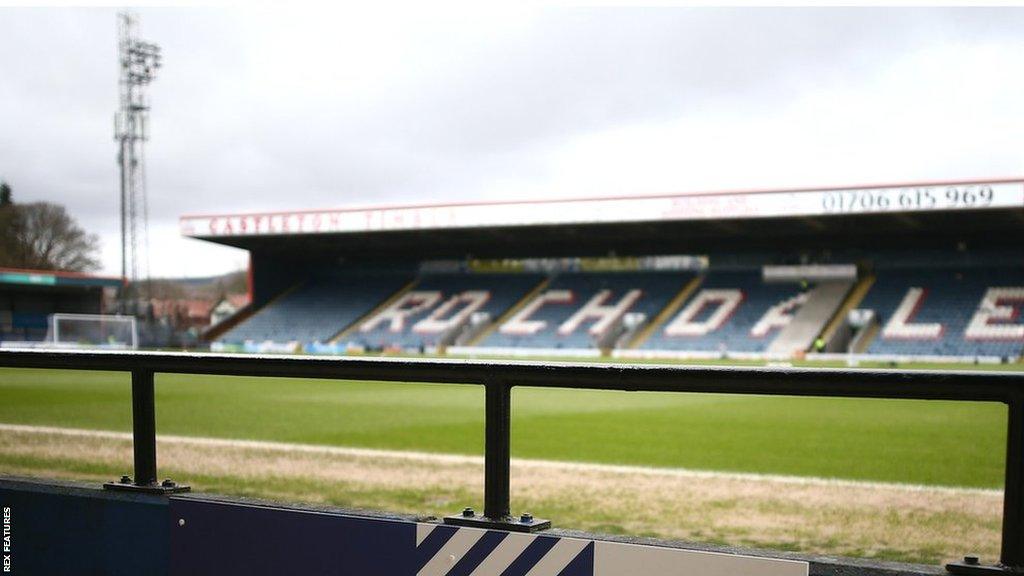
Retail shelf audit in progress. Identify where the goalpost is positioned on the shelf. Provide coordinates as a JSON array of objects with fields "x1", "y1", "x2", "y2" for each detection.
[{"x1": 46, "y1": 313, "x2": 139, "y2": 350}]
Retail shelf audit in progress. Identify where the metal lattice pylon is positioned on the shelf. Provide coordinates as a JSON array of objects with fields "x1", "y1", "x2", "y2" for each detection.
[{"x1": 115, "y1": 12, "x2": 161, "y2": 310}]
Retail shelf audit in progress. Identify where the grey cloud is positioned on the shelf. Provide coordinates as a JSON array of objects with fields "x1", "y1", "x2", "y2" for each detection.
[{"x1": 1, "y1": 7, "x2": 1023, "y2": 276}]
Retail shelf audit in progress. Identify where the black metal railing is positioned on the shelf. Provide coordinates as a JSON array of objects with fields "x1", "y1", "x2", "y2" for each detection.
[{"x1": 0, "y1": 348, "x2": 1021, "y2": 574}]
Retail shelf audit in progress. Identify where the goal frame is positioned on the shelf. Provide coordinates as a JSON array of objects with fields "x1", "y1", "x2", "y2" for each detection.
[{"x1": 48, "y1": 313, "x2": 139, "y2": 350}]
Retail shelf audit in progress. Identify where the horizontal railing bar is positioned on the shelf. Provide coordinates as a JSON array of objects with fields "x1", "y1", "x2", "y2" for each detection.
[{"x1": 0, "y1": 348, "x2": 1019, "y2": 402}]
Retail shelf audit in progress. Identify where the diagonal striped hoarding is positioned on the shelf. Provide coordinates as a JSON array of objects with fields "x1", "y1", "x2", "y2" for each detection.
[{"x1": 414, "y1": 523, "x2": 807, "y2": 576}]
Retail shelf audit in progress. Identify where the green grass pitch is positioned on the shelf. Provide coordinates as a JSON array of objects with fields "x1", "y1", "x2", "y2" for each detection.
[{"x1": 0, "y1": 364, "x2": 1014, "y2": 489}]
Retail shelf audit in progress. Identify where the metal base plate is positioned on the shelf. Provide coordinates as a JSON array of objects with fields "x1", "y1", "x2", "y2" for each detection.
[
  {"x1": 103, "y1": 481, "x2": 191, "y2": 494},
  {"x1": 946, "y1": 562, "x2": 1022, "y2": 575},
  {"x1": 443, "y1": 513, "x2": 550, "y2": 533}
]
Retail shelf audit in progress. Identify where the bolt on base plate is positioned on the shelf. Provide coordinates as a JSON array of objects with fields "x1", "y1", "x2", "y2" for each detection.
[
  {"x1": 946, "y1": 560, "x2": 1023, "y2": 575},
  {"x1": 443, "y1": 512, "x2": 550, "y2": 533},
  {"x1": 103, "y1": 477, "x2": 191, "y2": 494}
]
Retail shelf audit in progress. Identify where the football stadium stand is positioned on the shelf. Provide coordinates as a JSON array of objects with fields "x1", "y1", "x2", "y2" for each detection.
[
  {"x1": 210, "y1": 255, "x2": 1023, "y2": 362},
  {"x1": 0, "y1": 268, "x2": 122, "y2": 344},
  {"x1": 186, "y1": 178, "x2": 1024, "y2": 362}
]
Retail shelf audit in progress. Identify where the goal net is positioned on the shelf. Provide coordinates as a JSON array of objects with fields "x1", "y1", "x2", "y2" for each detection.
[{"x1": 45, "y1": 313, "x2": 139, "y2": 349}]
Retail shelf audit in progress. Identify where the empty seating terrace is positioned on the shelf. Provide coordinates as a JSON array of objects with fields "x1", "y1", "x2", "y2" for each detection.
[{"x1": 216, "y1": 252, "x2": 1024, "y2": 360}]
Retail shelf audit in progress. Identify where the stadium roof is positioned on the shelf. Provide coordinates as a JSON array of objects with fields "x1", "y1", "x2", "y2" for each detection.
[
  {"x1": 0, "y1": 268, "x2": 123, "y2": 289},
  {"x1": 181, "y1": 178, "x2": 1024, "y2": 260}
]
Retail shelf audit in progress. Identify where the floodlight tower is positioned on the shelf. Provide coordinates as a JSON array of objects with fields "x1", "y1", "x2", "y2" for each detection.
[{"x1": 114, "y1": 12, "x2": 161, "y2": 311}]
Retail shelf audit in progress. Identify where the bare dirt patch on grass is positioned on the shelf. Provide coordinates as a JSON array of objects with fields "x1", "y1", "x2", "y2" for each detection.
[{"x1": 0, "y1": 424, "x2": 1001, "y2": 565}]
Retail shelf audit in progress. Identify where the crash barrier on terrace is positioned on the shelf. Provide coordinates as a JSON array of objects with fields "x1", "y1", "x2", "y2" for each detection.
[{"x1": 1, "y1": 348, "x2": 1023, "y2": 575}]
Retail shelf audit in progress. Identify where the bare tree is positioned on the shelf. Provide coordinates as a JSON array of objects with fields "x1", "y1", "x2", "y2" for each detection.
[{"x1": 6, "y1": 202, "x2": 101, "y2": 272}]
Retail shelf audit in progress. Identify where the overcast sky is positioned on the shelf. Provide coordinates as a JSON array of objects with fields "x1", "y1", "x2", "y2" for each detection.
[{"x1": 1, "y1": 6, "x2": 1023, "y2": 278}]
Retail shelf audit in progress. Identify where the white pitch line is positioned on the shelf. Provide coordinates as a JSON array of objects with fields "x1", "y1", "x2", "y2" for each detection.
[{"x1": 0, "y1": 423, "x2": 1001, "y2": 496}]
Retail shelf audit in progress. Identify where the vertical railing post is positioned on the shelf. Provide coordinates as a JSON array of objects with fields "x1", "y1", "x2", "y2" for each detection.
[
  {"x1": 949, "y1": 393, "x2": 1024, "y2": 575},
  {"x1": 484, "y1": 381, "x2": 511, "y2": 521},
  {"x1": 444, "y1": 381, "x2": 548, "y2": 532},
  {"x1": 131, "y1": 369, "x2": 158, "y2": 487},
  {"x1": 103, "y1": 369, "x2": 189, "y2": 493},
  {"x1": 1002, "y1": 395, "x2": 1024, "y2": 570}
]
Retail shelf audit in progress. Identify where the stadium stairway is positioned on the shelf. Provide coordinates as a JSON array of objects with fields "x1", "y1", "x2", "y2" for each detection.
[
  {"x1": 767, "y1": 281, "x2": 853, "y2": 356},
  {"x1": 816, "y1": 274, "x2": 876, "y2": 352},
  {"x1": 850, "y1": 315, "x2": 881, "y2": 353}
]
